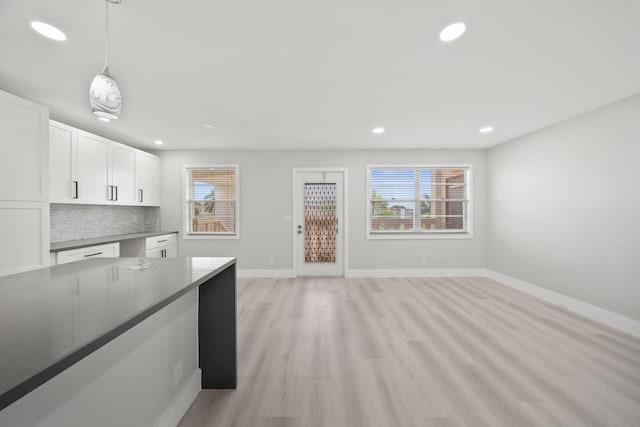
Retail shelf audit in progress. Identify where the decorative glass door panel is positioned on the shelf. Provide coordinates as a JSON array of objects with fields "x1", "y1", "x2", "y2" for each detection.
[
  {"x1": 304, "y1": 183, "x2": 337, "y2": 263},
  {"x1": 294, "y1": 170, "x2": 344, "y2": 276}
]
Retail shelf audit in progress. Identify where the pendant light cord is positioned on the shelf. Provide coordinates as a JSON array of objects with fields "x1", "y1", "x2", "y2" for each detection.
[{"x1": 104, "y1": 0, "x2": 109, "y2": 69}]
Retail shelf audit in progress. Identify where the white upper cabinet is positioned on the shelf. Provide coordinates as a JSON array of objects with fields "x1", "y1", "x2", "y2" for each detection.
[
  {"x1": 49, "y1": 121, "x2": 160, "y2": 206},
  {"x1": 0, "y1": 90, "x2": 48, "y2": 201},
  {"x1": 77, "y1": 131, "x2": 112, "y2": 204},
  {"x1": 111, "y1": 143, "x2": 137, "y2": 205},
  {"x1": 49, "y1": 121, "x2": 78, "y2": 202},
  {"x1": 136, "y1": 151, "x2": 160, "y2": 206}
]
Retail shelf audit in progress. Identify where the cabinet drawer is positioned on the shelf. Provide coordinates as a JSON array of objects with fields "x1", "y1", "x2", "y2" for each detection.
[
  {"x1": 145, "y1": 233, "x2": 176, "y2": 250},
  {"x1": 56, "y1": 243, "x2": 120, "y2": 265}
]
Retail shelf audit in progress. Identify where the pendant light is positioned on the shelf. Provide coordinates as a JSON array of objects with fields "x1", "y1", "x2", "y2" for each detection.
[{"x1": 89, "y1": 0, "x2": 122, "y2": 120}]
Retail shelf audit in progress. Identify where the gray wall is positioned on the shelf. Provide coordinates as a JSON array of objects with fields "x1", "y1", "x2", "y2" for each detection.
[
  {"x1": 487, "y1": 94, "x2": 640, "y2": 321},
  {"x1": 50, "y1": 204, "x2": 160, "y2": 242},
  {"x1": 159, "y1": 149, "x2": 487, "y2": 271}
]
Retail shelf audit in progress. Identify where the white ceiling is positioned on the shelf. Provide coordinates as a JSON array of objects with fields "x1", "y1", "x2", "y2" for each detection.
[{"x1": 1, "y1": 0, "x2": 639, "y2": 151}]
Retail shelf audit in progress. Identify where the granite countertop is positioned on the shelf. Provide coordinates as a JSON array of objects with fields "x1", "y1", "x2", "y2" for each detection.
[
  {"x1": 0, "y1": 256, "x2": 236, "y2": 411},
  {"x1": 50, "y1": 231, "x2": 179, "y2": 252}
]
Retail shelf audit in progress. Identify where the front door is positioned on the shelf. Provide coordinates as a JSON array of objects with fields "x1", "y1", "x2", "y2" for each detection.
[{"x1": 293, "y1": 169, "x2": 345, "y2": 276}]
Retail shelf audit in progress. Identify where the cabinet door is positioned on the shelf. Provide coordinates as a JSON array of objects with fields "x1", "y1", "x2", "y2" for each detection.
[
  {"x1": 163, "y1": 245, "x2": 177, "y2": 257},
  {"x1": 111, "y1": 143, "x2": 137, "y2": 205},
  {"x1": 49, "y1": 121, "x2": 78, "y2": 202},
  {"x1": 145, "y1": 244, "x2": 176, "y2": 258},
  {"x1": 0, "y1": 90, "x2": 48, "y2": 202},
  {"x1": 136, "y1": 151, "x2": 160, "y2": 206},
  {"x1": 145, "y1": 247, "x2": 165, "y2": 258},
  {"x1": 0, "y1": 201, "x2": 50, "y2": 276},
  {"x1": 77, "y1": 131, "x2": 111, "y2": 204}
]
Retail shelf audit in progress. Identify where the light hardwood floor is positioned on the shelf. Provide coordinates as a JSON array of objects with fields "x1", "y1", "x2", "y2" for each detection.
[{"x1": 178, "y1": 277, "x2": 640, "y2": 427}]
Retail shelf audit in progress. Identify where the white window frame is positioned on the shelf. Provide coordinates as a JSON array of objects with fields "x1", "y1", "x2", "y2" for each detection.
[
  {"x1": 183, "y1": 164, "x2": 240, "y2": 240},
  {"x1": 366, "y1": 164, "x2": 473, "y2": 240}
]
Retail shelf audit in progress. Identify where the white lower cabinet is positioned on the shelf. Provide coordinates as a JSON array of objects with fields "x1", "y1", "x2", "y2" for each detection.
[
  {"x1": 145, "y1": 245, "x2": 177, "y2": 258},
  {"x1": 145, "y1": 233, "x2": 177, "y2": 258},
  {"x1": 120, "y1": 233, "x2": 177, "y2": 258},
  {"x1": 55, "y1": 243, "x2": 120, "y2": 265}
]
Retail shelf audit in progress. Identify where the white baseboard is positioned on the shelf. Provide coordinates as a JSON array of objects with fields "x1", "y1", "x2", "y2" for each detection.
[
  {"x1": 155, "y1": 369, "x2": 201, "y2": 427},
  {"x1": 485, "y1": 270, "x2": 640, "y2": 338},
  {"x1": 237, "y1": 269, "x2": 296, "y2": 278},
  {"x1": 238, "y1": 268, "x2": 487, "y2": 278},
  {"x1": 346, "y1": 268, "x2": 487, "y2": 278}
]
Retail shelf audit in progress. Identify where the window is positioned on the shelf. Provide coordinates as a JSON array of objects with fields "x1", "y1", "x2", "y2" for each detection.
[
  {"x1": 367, "y1": 165, "x2": 471, "y2": 238},
  {"x1": 185, "y1": 165, "x2": 239, "y2": 238}
]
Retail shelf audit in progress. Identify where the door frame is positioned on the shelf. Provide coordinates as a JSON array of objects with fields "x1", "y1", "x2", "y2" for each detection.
[{"x1": 292, "y1": 167, "x2": 348, "y2": 277}]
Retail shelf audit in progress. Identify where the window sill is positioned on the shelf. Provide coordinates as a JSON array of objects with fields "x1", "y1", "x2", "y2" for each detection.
[
  {"x1": 366, "y1": 231, "x2": 473, "y2": 240},
  {"x1": 183, "y1": 233, "x2": 240, "y2": 240}
]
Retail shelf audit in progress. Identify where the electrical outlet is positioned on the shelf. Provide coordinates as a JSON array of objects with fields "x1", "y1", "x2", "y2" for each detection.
[
  {"x1": 268, "y1": 257, "x2": 275, "y2": 265},
  {"x1": 174, "y1": 360, "x2": 183, "y2": 385},
  {"x1": 421, "y1": 257, "x2": 427, "y2": 265}
]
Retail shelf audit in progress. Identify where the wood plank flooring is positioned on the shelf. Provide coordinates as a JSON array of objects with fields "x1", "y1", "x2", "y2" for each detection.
[{"x1": 178, "y1": 277, "x2": 640, "y2": 427}]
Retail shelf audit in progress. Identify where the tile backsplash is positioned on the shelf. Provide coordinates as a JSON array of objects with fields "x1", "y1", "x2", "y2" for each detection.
[{"x1": 50, "y1": 204, "x2": 161, "y2": 242}]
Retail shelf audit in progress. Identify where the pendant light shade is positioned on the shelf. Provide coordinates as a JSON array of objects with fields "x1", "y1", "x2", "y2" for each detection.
[
  {"x1": 90, "y1": 0, "x2": 122, "y2": 119},
  {"x1": 90, "y1": 66, "x2": 121, "y2": 119}
]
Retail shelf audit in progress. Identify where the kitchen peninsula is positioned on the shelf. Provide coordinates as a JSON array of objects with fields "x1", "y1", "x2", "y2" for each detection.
[{"x1": 0, "y1": 257, "x2": 236, "y2": 427}]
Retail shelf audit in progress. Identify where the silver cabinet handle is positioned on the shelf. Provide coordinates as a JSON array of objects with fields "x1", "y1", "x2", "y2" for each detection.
[
  {"x1": 139, "y1": 189, "x2": 144, "y2": 203},
  {"x1": 84, "y1": 252, "x2": 103, "y2": 258},
  {"x1": 157, "y1": 239, "x2": 168, "y2": 243},
  {"x1": 114, "y1": 186, "x2": 118, "y2": 201},
  {"x1": 73, "y1": 181, "x2": 79, "y2": 199}
]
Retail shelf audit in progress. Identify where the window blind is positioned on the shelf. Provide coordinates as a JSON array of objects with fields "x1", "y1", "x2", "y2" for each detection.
[
  {"x1": 186, "y1": 166, "x2": 238, "y2": 235},
  {"x1": 368, "y1": 166, "x2": 470, "y2": 235}
]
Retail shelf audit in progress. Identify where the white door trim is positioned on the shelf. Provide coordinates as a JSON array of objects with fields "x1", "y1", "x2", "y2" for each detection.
[{"x1": 292, "y1": 167, "x2": 348, "y2": 277}]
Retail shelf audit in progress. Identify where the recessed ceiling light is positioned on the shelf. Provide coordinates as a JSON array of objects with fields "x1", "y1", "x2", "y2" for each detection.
[
  {"x1": 30, "y1": 21, "x2": 67, "y2": 41},
  {"x1": 439, "y1": 22, "x2": 466, "y2": 42},
  {"x1": 204, "y1": 124, "x2": 215, "y2": 129},
  {"x1": 372, "y1": 127, "x2": 385, "y2": 134},
  {"x1": 479, "y1": 126, "x2": 494, "y2": 134},
  {"x1": 154, "y1": 140, "x2": 163, "y2": 145},
  {"x1": 98, "y1": 117, "x2": 110, "y2": 122}
]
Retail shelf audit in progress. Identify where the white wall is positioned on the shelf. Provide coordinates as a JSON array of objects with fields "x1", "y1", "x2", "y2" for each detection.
[
  {"x1": 487, "y1": 94, "x2": 640, "y2": 321},
  {"x1": 159, "y1": 149, "x2": 487, "y2": 273}
]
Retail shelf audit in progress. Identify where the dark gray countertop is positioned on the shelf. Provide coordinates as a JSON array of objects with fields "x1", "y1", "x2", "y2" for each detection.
[
  {"x1": 0, "y1": 256, "x2": 236, "y2": 411},
  {"x1": 50, "y1": 231, "x2": 179, "y2": 252}
]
